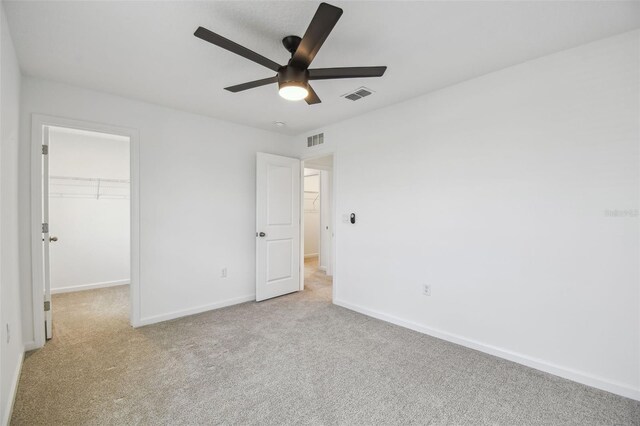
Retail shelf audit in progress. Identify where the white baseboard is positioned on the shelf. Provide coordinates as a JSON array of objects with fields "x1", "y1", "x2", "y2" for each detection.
[
  {"x1": 23, "y1": 340, "x2": 39, "y2": 351},
  {"x1": 3, "y1": 348, "x2": 24, "y2": 426},
  {"x1": 334, "y1": 299, "x2": 640, "y2": 402},
  {"x1": 304, "y1": 253, "x2": 319, "y2": 259},
  {"x1": 137, "y1": 294, "x2": 255, "y2": 327},
  {"x1": 51, "y1": 279, "x2": 130, "y2": 294}
]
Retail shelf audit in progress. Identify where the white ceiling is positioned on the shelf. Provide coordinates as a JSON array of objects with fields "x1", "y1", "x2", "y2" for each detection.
[{"x1": 5, "y1": 1, "x2": 640, "y2": 135}]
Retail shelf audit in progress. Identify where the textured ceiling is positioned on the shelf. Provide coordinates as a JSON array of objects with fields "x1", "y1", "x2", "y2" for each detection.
[{"x1": 4, "y1": 1, "x2": 640, "y2": 135}]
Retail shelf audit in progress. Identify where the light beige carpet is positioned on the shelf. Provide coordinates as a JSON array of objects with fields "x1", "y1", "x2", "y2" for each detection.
[{"x1": 11, "y1": 260, "x2": 640, "y2": 425}]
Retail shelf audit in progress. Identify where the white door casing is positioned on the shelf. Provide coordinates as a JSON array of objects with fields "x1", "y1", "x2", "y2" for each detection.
[
  {"x1": 43, "y1": 126, "x2": 52, "y2": 339},
  {"x1": 256, "y1": 153, "x2": 301, "y2": 301},
  {"x1": 30, "y1": 114, "x2": 140, "y2": 349}
]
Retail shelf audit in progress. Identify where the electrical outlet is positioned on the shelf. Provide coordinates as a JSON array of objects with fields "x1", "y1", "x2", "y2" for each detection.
[
  {"x1": 221, "y1": 268, "x2": 227, "y2": 278},
  {"x1": 423, "y1": 284, "x2": 431, "y2": 296}
]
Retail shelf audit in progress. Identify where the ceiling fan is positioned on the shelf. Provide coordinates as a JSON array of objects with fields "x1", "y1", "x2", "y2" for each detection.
[{"x1": 194, "y1": 2, "x2": 387, "y2": 105}]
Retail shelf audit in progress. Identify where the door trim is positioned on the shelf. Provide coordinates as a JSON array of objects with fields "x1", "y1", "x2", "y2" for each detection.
[
  {"x1": 300, "y1": 152, "x2": 337, "y2": 302},
  {"x1": 30, "y1": 114, "x2": 141, "y2": 348}
]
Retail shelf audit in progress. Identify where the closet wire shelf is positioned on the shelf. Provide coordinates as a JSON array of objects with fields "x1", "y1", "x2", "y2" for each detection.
[
  {"x1": 304, "y1": 190, "x2": 320, "y2": 213},
  {"x1": 49, "y1": 175, "x2": 130, "y2": 200}
]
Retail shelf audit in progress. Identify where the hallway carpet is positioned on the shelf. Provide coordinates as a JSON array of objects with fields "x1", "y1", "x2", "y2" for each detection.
[{"x1": 11, "y1": 264, "x2": 639, "y2": 425}]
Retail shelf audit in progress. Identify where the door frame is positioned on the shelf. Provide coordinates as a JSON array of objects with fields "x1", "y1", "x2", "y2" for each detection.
[
  {"x1": 300, "y1": 152, "x2": 337, "y2": 302},
  {"x1": 302, "y1": 169, "x2": 322, "y2": 261},
  {"x1": 30, "y1": 114, "x2": 141, "y2": 348}
]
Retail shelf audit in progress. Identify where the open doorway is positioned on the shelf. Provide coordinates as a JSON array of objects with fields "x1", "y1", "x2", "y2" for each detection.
[
  {"x1": 30, "y1": 115, "x2": 139, "y2": 348},
  {"x1": 40, "y1": 125, "x2": 131, "y2": 342},
  {"x1": 302, "y1": 155, "x2": 334, "y2": 299}
]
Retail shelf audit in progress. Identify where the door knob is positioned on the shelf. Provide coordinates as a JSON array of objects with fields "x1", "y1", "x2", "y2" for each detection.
[
  {"x1": 258, "y1": 232, "x2": 266, "y2": 237},
  {"x1": 49, "y1": 236, "x2": 58, "y2": 242}
]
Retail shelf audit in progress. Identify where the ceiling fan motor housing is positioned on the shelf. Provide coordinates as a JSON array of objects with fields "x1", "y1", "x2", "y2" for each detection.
[
  {"x1": 282, "y1": 35, "x2": 302, "y2": 54},
  {"x1": 278, "y1": 66, "x2": 309, "y2": 91}
]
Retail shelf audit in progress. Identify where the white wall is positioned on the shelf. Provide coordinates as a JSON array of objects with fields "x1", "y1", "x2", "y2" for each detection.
[
  {"x1": 304, "y1": 170, "x2": 320, "y2": 257},
  {"x1": 48, "y1": 128, "x2": 130, "y2": 293},
  {"x1": 19, "y1": 77, "x2": 294, "y2": 344},
  {"x1": 295, "y1": 30, "x2": 640, "y2": 399},
  {"x1": 0, "y1": 2, "x2": 23, "y2": 423}
]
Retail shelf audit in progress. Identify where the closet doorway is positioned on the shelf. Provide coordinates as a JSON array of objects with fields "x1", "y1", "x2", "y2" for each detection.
[
  {"x1": 30, "y1": 115, "x2": 139, "y2": 348},
  {"x1": 301, "y1": 155, "x2": 334, "y2": 299},
  {"x1": 47, "y1": 126, "x2": 130, "y2": 338},
  {"x1": 304, "y1": 169, "x2": 322, "y2": 270}
]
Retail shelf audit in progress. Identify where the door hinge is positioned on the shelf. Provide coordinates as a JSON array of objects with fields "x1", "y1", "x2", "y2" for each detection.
[
  {"x1": 42, "y1": 145, "x2": 48, "y2": 155},
  {"x1": 42, "y1": 223, "x2": 49, "y2": 233},
  {"x1": 44, "y1": 301, "x2": 51, "y2": 312}
]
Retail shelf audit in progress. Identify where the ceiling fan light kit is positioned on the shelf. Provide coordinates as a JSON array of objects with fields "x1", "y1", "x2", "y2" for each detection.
[
  {"x1": 278, "y1": 84, "x2": 309, "y2": 101},
  {"x1": 277, "y1": 66, "x2": 309, "y2": 101},
  {"x1": 194, "y1": 2, "x2": 387, "y2": 105}
]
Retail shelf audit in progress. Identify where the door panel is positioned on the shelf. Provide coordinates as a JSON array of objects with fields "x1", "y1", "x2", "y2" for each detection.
[
  {"x1": 267, "y1": 164, "x2": 293, "y2": 225},
  {"x1": 267, "y1": 239, "x2": 293, "y2": 282},
  {"x1": 256, "y1": 153, "x2": 300, "y2": 301}
]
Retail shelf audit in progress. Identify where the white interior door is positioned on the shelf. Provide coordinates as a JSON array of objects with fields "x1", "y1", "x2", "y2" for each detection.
[
  {"x1": 256, "y1": 152, "x2": 301, "y2": 301},
  {"x1": 42, "y1": 126, "x2": 52, "y2": 339}
]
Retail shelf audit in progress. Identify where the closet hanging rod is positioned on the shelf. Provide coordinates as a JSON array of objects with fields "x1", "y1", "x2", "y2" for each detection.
[
  {"x1": 49, "y1": 175, "x2": 130, "y2": 184},
  {"x1": 50, "y1": 183, "x2": 127, "y2": 189},
  {"x1": 49, "y1": 193, "x2": 129, "y2": 199}
]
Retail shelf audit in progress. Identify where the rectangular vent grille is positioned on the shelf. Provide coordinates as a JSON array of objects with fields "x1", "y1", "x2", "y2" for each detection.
[
  {"x1": 342, "y1": 86, "x2": 374, "y2": 101},
  {"x1": 307, "y1": 133, "x2": 324, "y2": 148}
]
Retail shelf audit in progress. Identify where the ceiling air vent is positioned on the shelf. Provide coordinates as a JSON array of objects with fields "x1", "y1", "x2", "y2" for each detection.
[
  {"x1": 307, "y1": 133, "x2": 324, "y2": 148},
  {"x1": 342, "y1": 86, "x2": 374, "y2": 101}
]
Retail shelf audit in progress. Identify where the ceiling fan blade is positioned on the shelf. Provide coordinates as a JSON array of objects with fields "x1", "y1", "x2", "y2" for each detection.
[
  {"x1": 305, "y1": 85, "x2": 321, "y2": 105},
  {"x1": 224, "y1": 76, "x2": 278, "y2": 93},
  {"x1": 290, "y1": 3, "x2": 343, "y2": 70},
  {"x1": 308, "y1": 66, "x2": 387, "y2": 80},
  {"x1": 195, "y1": 27, "x2": 281, "y2": 72}
]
